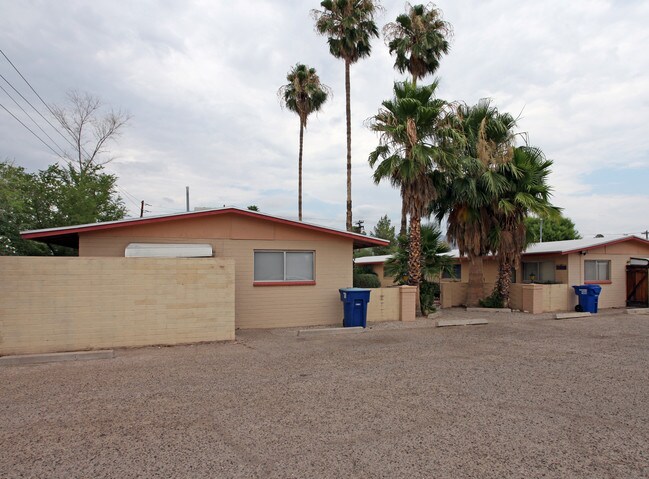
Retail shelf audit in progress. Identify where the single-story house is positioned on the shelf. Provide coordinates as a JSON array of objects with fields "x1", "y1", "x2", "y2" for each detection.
[
  {"x1": 21, "y1": 207, "x2": 390, "y2": 329},
  {"x1": 355, "y1": 235, "x2": 649, "y2": 310}
]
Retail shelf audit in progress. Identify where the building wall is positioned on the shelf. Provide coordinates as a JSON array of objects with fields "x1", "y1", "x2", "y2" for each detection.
[
  {"x1": 78, "y1": 213, "x2": 353, "y2": 329},
  {"x1": 0, "y1": 257, "x2": 235, "y2": 356},
  {"x1": 366, "y1": 287, "x2": 401, "y2": 322}
]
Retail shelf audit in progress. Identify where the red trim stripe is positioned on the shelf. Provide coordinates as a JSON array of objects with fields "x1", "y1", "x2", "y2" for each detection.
[
  {"x1": 21, "y1": 208, "x2": 389, "y2": 248},
  {"x1": 253, "y1": 281, "x2": 316, "y2": 287}
]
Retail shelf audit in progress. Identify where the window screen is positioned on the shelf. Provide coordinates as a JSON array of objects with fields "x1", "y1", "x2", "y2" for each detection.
[
  {"x1": 254, "y1": 251, "x2": 314, "y2": 282},
  {"x1": 522, "y1": 261, "x2": 555, "y2": 282},
  {"x1": 442, "y1": 264, "x2": 462, "y2": 280},
  {"x1": 254, "y1": 252, "x2": 284, "y2": 281},
  {"x1": 286, "y1": 252, "x2": 314, "y2": 281},
  {"x1": 585, "y1": 260, "x2": 610, "y2": 281}
]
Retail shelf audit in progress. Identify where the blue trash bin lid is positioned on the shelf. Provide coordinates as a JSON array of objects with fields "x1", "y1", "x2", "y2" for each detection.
[
  {"x1": 586, "y1": 284, "x2": 602, "y2": 295},
  {"x1": 572, "y1": 285, "x2": 589, "y2": 295}
]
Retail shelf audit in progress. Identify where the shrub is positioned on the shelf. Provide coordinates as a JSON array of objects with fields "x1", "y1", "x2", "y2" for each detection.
[
  {"x1": 419, "y1": 281, "x2": 439, "y2": 315},
  {"x1": 353, "y1": 273, "x2": 381, "y2": 288},
  {"x1": 479, "y1": 292, "x2": 504, "y2": 308}
]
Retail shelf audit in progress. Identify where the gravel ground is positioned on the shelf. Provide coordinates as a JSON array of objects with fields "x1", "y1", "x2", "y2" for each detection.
[{"x1": 1, "y1": 308, "x2": 648, "y2": 478}]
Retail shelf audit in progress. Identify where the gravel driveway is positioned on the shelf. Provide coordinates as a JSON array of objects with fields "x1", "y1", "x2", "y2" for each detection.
[{"x1": 1, "y1": 309, "x2": 648, "y2": 478}]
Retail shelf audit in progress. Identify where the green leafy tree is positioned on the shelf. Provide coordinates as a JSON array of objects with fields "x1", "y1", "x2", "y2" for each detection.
[
  {"x1": 371, "y1": 214, "x2": 396, "y2": 254},
  {"x1": 0, "y1": 160, "x2": 126, "y2": 255},
  {"x1": 312, "y1": 0, "x2": 381, "y2": 231},
  {"x1": 525, "y1": 215, "x2": 581, "y2": 243},
  {"x1": 368, "y1": 80, "x2": 459, "y2": 298},
  {"x1": 247, "y1": 205, "x2": 259, "y2": 211},
  {"x1": 278, "y1": 64, "x2": 331, "y2": 221},
  {"x1": 0, "y1": 162, "x2": 50, "y2": 255}
]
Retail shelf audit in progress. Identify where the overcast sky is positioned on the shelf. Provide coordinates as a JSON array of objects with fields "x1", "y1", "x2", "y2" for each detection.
[{"x1": 1, "y1": 0, "x2": 648, "y2": 238}]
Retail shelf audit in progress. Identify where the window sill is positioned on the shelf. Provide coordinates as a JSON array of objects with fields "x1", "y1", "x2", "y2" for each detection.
[
  {"x1": 584, "y1": 280, "x2": 611, "y2": 285},
  {"x1": 253, "y1": 281, "x2": 316, "y2": 287}
]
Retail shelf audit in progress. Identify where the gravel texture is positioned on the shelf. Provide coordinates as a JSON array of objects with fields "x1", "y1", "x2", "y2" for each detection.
[{"x1": 1, "y1": 308, "x2": 648, "y2": 478}]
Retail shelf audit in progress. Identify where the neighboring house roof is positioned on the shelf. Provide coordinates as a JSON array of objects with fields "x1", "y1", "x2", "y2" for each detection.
[
  {"x1": 523, "y1": 235, "x2": 649, "y2": 256},
  {"x1": 354, "y1": 254, "x2": 393, "y2": 265},
  {"x1": 352, "y1": 236, "x2": 649, "y2": 264},
  {"x1": 20, "y1": 207, "x2": 390, "y2": 249}
]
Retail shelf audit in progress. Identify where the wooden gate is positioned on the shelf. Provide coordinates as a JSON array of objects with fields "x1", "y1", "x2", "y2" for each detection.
[{"x1": 626, "y1": 265, "x2": 648, "y2": 307}]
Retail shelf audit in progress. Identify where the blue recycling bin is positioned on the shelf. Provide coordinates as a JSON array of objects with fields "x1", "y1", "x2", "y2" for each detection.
[
  {"x1": 339, "y1": 288, "x2": 371, "y2": 328},
  {"x1": 572, "y1": 285, "x2": 602, "y2": 313}
]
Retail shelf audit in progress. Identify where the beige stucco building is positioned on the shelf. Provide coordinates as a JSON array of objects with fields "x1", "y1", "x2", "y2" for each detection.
[
  {"x1": 22, "y1": 207, "x2": 389, "y2": 330},
  {"x1": 356, "y1": 235, "x2": 649, "y2": 311}
]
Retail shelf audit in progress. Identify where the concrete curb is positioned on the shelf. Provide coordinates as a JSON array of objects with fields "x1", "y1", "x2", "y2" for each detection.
[
  {"x1": 465, "y1": 307, "x2": 512, "y2": 313},
  {"x1": 555, "y1": 312, "x2": 591, "y2": 320},
  {"x1": 626, "y1": 308, "x2": 649, "y2": 315},
  {"x1": 437, "y1": 319, "x2": 488, "y2": 327},
  {"x1": 0, "y1": 350, "x2": 115, "y2": 366},
  {"x1": 297, "y1": 327, "x2": 364, "y2": 337}
]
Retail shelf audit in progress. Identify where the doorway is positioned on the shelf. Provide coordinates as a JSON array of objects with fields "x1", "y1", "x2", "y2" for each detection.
[{"x1": 626, "y1": 265, "x2": 648, "y2": 307}]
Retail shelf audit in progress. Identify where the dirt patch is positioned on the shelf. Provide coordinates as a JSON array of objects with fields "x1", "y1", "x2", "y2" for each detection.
[{"x1": 1, "y1": 309, "x2": 648, "y2": 478}]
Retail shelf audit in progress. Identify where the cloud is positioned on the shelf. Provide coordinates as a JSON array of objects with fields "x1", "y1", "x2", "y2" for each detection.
[{"x1": 1, "y1": 0, "x2": 648, "y2": 236}]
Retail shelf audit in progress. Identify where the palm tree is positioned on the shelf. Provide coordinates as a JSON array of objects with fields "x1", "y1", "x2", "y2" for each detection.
[
  {"x1": 489, "y1": 146, "x2": 560, "y2": 305},
  {"x1": 432, "y1": 99, "x2": 518, "y2": 306},
  {"x1": 368, "y1": 81, "x2": 458, "y2": 299},
  {"x1": 278, "y1": 64, "x2": 331, "y2": 221},
  {"x1": 312, "y1": 0, "x2": 381, "y2": 231},
  {"x1": 384, "y1": 3, "x2": 452, "y2": 236},
  {"x1": 384, "y1": 3, "x2": 452, "y2": 87},
  {"x1": 384, "y1": 222, "x2": 454, "y2": 283}
]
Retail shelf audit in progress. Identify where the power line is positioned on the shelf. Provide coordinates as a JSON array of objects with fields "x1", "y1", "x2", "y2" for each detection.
[
  {"x1": 0, "y1": 71, "x2": 76, "y2": 152},
  {"x1": 0, "y1": 48, "x2": 59, "y2": 119},
  {"x1": 0, "y1": 100, "x2": 63, "y2": 158},
  {"x1": 0, "y1": 82, "x2": 66, "y2": 156}
]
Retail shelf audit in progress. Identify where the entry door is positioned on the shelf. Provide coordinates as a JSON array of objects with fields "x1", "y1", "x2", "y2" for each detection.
[{"x1": 626, "y1": 266, "x2": 648, "y2": 307}]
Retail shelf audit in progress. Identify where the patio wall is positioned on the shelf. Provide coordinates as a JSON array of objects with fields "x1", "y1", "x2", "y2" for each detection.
[
  {"x1": 0, "y1": 257, "x2": 235, "y2": 356},
  {"x1": 440, "y1": 282, "x2": 495, "y2": 308},
  {"x1": 441, "y1": 281, "x2": 572, "y2": 314},
  {"x1": 366, "y1": 286, "x2": 417, "y2": 323}
]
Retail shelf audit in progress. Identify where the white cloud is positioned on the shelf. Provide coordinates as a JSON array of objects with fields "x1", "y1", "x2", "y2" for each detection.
[{"x1": 1, "y1": 0, "x2": 648, "y2": 235}]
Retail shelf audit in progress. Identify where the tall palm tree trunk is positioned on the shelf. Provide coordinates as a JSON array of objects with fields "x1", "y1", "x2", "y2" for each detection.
[
  {"x1": 408, "y1": 213, "x2": 422, "y2": 285},
  {"x1": 467, "y1": 256, "x2": 484, "y2": 307},
  {"x1": 345, "y1": 59, "x2": 352, "y2": 231},
  {"x1": 298, "y1": 121, "x2": 304, "y2": 221},
  {"x1": 400, "y1": 186, "x2": 407, "y2": 237},
  {"x1": 408, "y1": 213, "x2": 423, "y2": 315},
  {"x1": 493, "y1": 259, "x2": 513, "y2": 308}
]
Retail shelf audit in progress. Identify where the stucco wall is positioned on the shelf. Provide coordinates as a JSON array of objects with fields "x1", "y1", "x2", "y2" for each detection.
[
  {"x1": 366, "y1": 287, "x2": 401, "y2": 322},
  {"x1": 0, "y1": 257, "x2": 235, "y2": 356},
  {"x1": 77, "y1": 213, "x2": 354, "y2": 329}
]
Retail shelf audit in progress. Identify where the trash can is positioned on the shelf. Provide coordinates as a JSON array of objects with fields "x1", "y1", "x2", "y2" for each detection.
[
  {"x1": 572, "y1": 285, "x2": 602, "y2": 313},
  {"x1": 339, "y1": 288, "x2": 371, "y2": 328}
]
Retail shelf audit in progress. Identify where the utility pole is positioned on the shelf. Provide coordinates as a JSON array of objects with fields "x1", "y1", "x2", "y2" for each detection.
[
  {"x1": 540, "y1": 218, "x2": 543, "y2": 243},
  {"x1": 354, "y1": 219, "x2": 365, "y2": 234},
  {"x1": 186, "y1": 186, "x2": 190, "y2": 212},
  {"x1": 643, "y1": 230, "x2": 649, "y2": 240},
  {"x1": 140, "y1": 201, "x2": 150, "y2": 218}
]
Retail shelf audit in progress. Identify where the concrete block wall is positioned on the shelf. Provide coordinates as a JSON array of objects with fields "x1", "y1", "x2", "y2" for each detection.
[
  {"x1": 0, "y1": 257, "x2": 235, "y2": 355},
  {"x1": 366, "y1": 287, "x2": 401, "y2": 323}
]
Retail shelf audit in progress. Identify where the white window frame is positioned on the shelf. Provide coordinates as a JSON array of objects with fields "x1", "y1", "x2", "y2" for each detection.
[
  {"x1": 584, "y1": 259, "x2": 610, "y2": 282},
  {"x1": 253, "y1": 250, "x2": 315, "y2": 283}
]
